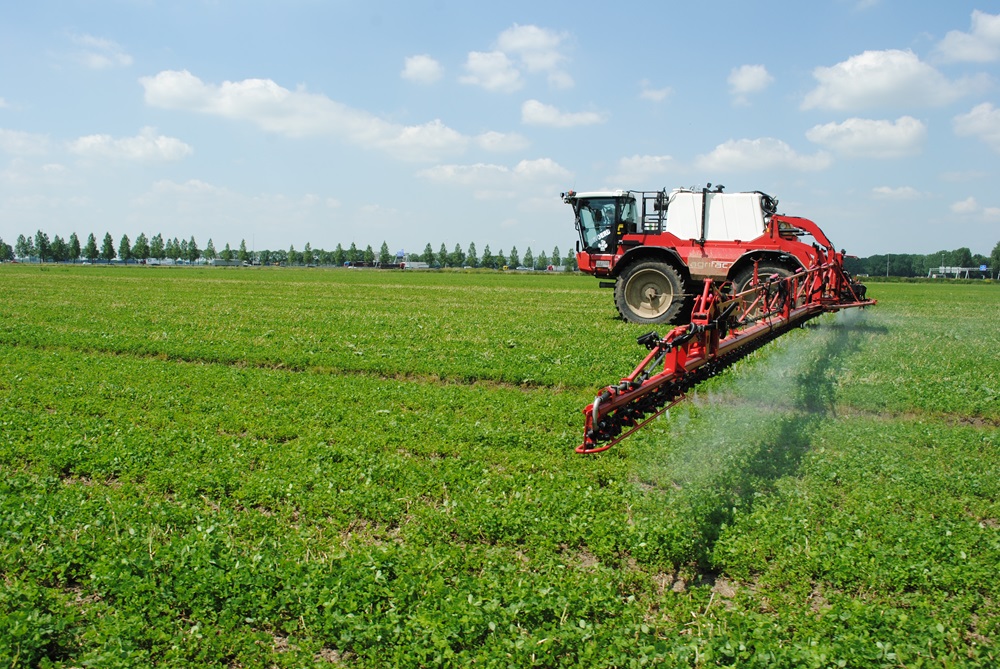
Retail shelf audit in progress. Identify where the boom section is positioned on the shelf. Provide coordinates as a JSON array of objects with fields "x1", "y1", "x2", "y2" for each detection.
[{"x1": 578, "y1": 259, "x2": 874, "y2": 454}]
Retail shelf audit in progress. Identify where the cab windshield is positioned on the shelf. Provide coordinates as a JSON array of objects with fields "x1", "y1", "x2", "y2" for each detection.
[{"x1": 575, "y1": 197, "x2": 637, "y2": 251}]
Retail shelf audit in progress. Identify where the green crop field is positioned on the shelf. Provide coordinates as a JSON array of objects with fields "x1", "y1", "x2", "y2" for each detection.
[{"x1": 1, "y1": 265, "x2": 997, "y2": 668}]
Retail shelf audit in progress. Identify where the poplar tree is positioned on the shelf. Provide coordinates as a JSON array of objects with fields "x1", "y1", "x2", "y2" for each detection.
[
  {"x1": 51, "y1": 235, "x2": 67, "y2": 262},
  {"x1": 14, "y1": 234, "x2": 32, "y2": 259},
  {"x1": 133, "y1": 233, "x2": 150, "y2": 261},
  {"x1": 85, "y1": 233, "x2": 99, "y2": 261},
  {"x1": 35, "y1": 230, "x2": 51, "y2": 261},
  {"x1": 118, "y1": 234, "x2": 132, "y2": 262},
  {"x1": 450, "y1": 243, "x2": 465, "y2": 267},
  {"x1": 101, "y1": 233, "x2": 115, "y2": 262},
  {"x1": 150, "y1": 234, "x2": 165, "y2": 259}
]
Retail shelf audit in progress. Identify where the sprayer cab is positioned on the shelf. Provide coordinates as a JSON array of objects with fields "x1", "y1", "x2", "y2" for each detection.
[{"x1": 562, "y1": 190, "x2": 639, "y2": 254}]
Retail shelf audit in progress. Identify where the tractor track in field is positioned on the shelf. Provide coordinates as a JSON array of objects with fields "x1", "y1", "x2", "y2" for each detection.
[
  {"x1": 7, "y1": 339, "x2": 997, "y2": 428},
  {"x1": 0, "y1": 338, "x2": 591, "y2": 394}
]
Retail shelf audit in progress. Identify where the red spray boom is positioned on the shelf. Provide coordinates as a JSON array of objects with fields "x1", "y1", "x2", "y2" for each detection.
[{"x1": 578, "y1": 255, "x2": 874, "y2": 453}]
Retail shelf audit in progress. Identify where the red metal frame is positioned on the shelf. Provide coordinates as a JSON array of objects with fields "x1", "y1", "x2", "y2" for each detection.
[
  {"x1": 577, "y1": 258, "x2": 874, "y2": 454},
  {"x1": 576, "y1": 213, "x2": 829, "y2": 283}
]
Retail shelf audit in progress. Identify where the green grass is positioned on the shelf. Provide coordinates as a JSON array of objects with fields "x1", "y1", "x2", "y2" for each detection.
[{"x1": 1, "y1": 266, "x2": 997, "y2": 667}]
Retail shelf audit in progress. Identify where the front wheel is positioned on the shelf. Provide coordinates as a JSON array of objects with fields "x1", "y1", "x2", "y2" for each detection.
[{"x1": 614, "y1": 260, "x2": 687, "y2": 324}]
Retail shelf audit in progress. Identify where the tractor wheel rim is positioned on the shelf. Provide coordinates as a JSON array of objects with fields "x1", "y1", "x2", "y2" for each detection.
[{"x1": 625, "y1": 269, "x2": 673, "y2": 318}]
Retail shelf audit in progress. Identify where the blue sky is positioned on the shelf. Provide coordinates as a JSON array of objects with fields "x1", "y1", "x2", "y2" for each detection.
[{"x1": 2, "y1": 0, "x2": 999, "y2": 258}]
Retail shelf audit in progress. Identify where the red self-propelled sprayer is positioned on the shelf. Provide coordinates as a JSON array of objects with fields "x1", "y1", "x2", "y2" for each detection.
[{"x1": 563, "y1": 185, "x2": 875, "y2": 453}]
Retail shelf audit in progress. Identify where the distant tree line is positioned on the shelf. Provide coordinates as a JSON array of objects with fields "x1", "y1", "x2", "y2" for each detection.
[
  {"x1": 0, "y1": 230, "x2": 579, "y2": 271},
  {"x1": 845, "y1": 243, "x2": 1000, "y2": 278},
  {"x1": 5, "y1": 230, "x2": 996, "y2": 278}
]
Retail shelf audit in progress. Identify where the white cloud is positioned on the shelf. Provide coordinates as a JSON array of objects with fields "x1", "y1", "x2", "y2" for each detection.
[
  {"x1": 475, "y1": 131, "x2": 530, "y2": 152},
  {"x1": 497, "y1": 24, "x2": 572, "y2": 88},
  {"x1": 71, "y1": 33, "x2": 132, "y2": 69},
  {"x1": 0, "y1": 157, "x2": 68, "y2": 189},
  {"x1": 935, "y1": 10, "x2": 1000, "y2": 63},
  {"x1": 375, "y1": 120, "x2": 466, "y2": 162},
  {"x1": 417, "y1": 157, "x2": 571, "y2": 200},
  {"x1": 132, "y1": 179, "x2": 344, "y2": 239},
  {"x1": 608, "y1": 154, "x2": 674, "y2": 185},
  {"x1": 497, "y1": 24, "x2": 567, "y2": 72},
  {"x1": 871, "y1": 186, "x2": 921, "y2": 200},
  {"x1": 511, "y1": 157, "x2": 570, "y2": 181},
  {"x1": 401, "y1": 54, "x2": 443, "y2": 84},
  {"x1": 939, "y1": 169, "x2": 987, "y2": 182},
  {"x1": 801, "y1": 49, "x2": 987, "y2": 110},
  {"x1": 949, "y1": 195, "x2": 1000, "y2": 220},
  {"x1": 461, "y1": 24, "x2": 572, "y2": 92},
  {"x1": 141, "y1": 69, "x2": 470, "y2": 162},
  {"x1": 639, "y1": 80, "x2": 672, "y2": 102},
  {"x1": 728, "y1": 65, "x2": 774, "y2": 104},
  {"x1": 145, "y1": 178, "x2": 223, "y2": 198},
  {"x1": 0, "y1": 129, "x2": 51, "y2": 155},
  {"x1": 547, "y1": 71, "x2": 575, "y2": 90},
  {"x1": 459, "y1": 51, "x2": 522, "y2": 92},
  {"x1": 806, "y1": 116, "x2": 926, "y2": 158},
  {"x1": 0, "y1": 97, "x2": 8, "y2": 108},
  {"x1": 420, "y1": 158, "x2": 570, "y2": 185},
  {"x1": 69, "y1": 126, "x2": 193, "y2": 161},
  {"x1": 695, "y1": 138, "x2": 832, "y2": 172},
  {"x1": 951, "y1": 196, "x2": 980, "y2": 214},
  {"x1": 521, "y1": 100, "x2": 606, "y2": 127},
  {"x1": 954, "y1": 102, "x2": 1000, "y2": 152},
  {"x1": 418, "y1": 163, "x2": 509, "y2": 186}
]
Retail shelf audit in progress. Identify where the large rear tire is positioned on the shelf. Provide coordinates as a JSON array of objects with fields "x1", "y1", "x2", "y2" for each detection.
[
  {"x1": 731, "y1": 263, "x2": 793, "y2": 294},
  {"x1": 731, "y1": 263, "x2": 795, "y2": 320},
  {"x1": 614, "y1": 260, "x2": 687, "y2": 324}
]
